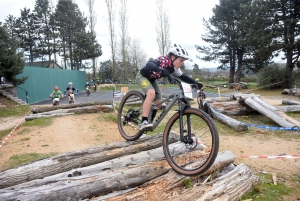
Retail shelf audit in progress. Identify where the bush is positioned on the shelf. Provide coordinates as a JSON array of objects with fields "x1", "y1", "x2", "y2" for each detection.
[
  {"x1": 241, "y1": 76, "x2": 257, "y2": 82},
  {"x1": 257, "y1": 64, "x2": 285, "y2": 89}
]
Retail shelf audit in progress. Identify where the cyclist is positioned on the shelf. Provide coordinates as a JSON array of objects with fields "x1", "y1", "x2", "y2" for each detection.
[
  {"x1": 85, "y1": 82, "x2": 90, "y2": 88},
  {"x1": 49, "y1": 86, "x2": 64, "y2": 105},
  {"x1": 85, "y1": 82, "x2": 91, "y2": 95},
  {"x1": 136, "y1": 43, "x2": 203, "y2": 130},
  {"x1": 93, "y1": 82, "x2": 97, "y2": 92},
  {"x1": 64, "y1": 82, "x2": 79, "y2": 104}
]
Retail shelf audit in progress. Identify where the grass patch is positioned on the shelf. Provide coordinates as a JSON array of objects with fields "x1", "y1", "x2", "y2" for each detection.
[
  {"x1": 21, "y1": 117, "x2": 53, "y2": 127},
  {"x1": 2, "y1": 152, "x2": 58, "y2": 170},
  {"x1": 41, "y1": 144, "x2": 49, "y2": 147},
  {"x1": 0, "y1": 128, "x2": 13, "y2": 139},
  {"x1": 98, "y1": 113, "x2": 118, "y2": 123},
  {"x1": 95, "y1": 133, "x2": 104, "y2": 140},
  {"x1": 0, "y1": 105, "x2": 30, "y2": 118},
  {"x1": 17, "y1": 128, "x2": 31, "y2": 135},
  {"x1": 241, "y1": 173, "x2": 292, "y2": 201},
  {"x1": 20, "y1": 137, "x2": 30, "y2": 141},
  {"x1": 89, "y1": 125, "x2": 98, "y2": 129},
  {"x1": 0, "y1": 96, "x2": 31, "y2": 118}
]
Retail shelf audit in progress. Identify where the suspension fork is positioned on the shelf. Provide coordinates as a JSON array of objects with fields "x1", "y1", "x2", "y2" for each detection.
[{"x1": 178, "y1": 98, "x2": 191, "y2": 143}]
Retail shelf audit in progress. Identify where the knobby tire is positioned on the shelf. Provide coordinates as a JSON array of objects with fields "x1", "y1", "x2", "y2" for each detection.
[
  {"x1": 163, "y1": 108, "x2": 219, "y2": 176},
  {"x1": 117, "y1": 90, "x2": 145, "y2": 141}
]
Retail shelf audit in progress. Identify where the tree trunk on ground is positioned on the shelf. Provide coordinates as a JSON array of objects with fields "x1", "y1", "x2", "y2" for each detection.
[
  {"x1": 0, "y1": 151, "x2": 256, "y2": 201},
  {"x1": 208, "y1": 101, "x2": 256, "y2": 116},
  {"x1": 232, "y1": 93, "x2": 260, "y2": 99},
  {"x1": 31, "y1": 101, "x2": 112, "y2": 114},
  {"x1": 243, "y1": 97, "x2": 295, "y2": 127},
  {"x1": 26, "y1": 105, "x2": 114, "y2": 120},
  {"x1": 277, "y1": 110, "x2": 300, "y2": 127},
  {"x1": 209, "y1": 105, "x2": 248, "y2": 132},
  {"x1": 0, "y1": 134, "x2": 171, "y2": 189},
  {"x1": 282, "y1": 99, "x2": 300, "y2": 105},
  {"x1": 100, "y1": 151, "x2": 237, "y2": 201},
  {"x1": 275, "y1": 105, "x2": 300, "y2": 112},
  {"x1": 25, "y1": 113, "x2": 75, "y2": 120}
]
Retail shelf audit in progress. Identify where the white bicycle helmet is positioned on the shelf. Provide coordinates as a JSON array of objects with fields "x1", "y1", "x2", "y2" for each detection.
[
  {"x1": 68, "y1": 82, "x2": 73, "y2": 85},
  {"x1": 169, "y1": 43, "x2": 189, "y2": 60}
]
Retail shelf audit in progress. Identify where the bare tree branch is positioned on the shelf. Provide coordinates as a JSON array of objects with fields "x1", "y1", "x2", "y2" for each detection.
[{"x1": 155, "y1": 0, "x2": 171, "y2": 55}]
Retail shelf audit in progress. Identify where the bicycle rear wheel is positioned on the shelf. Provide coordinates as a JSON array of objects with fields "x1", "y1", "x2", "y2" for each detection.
[
  {"x1": 117, "y1": 90, "x2": 145, "y2": 141},
  {"x1": 163, "y1": 108, "x2": 219, "y2": 176}
]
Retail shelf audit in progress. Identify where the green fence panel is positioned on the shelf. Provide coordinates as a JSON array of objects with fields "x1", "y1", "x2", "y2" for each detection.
[{"x1": 17, "y1": 67, "x2": 86, "y2": 104}]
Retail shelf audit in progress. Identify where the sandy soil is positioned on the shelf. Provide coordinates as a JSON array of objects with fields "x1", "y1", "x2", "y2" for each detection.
[{"x1": 0, "y1": 95, "x2": 300, "y2": 200}]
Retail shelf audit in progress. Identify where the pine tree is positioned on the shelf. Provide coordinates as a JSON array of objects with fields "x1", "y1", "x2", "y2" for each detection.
[
  {"x1": 15, "y1": 8, "x2": 41, "y2": 63},
  {"x1": 0, "y1": 25, "x2": 27, "y2": 85},
  {"x1": 53, "y1": 0, "x2": 88, "y2": 70}
]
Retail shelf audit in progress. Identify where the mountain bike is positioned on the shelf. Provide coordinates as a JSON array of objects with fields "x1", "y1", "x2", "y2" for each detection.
[
  {"x1": 86, "y1": 86, "x2": 90, "y2": 96},
  {"x1": 117, "y1": 77, "x2": 219, "y2": 176}
]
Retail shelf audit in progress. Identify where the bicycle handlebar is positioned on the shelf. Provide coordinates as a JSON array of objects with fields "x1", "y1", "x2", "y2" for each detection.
[{"x1": 172, "y1": 77, "x2": 203, "y2": 91}]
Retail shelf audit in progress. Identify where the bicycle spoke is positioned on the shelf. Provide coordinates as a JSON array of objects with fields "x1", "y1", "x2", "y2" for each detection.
[
  {"x1": 117, "y1": 91, "x2": 145, "y2": 141},
  {"x1": 163, "y1": 108, "x2": 219, "y2": 176}
]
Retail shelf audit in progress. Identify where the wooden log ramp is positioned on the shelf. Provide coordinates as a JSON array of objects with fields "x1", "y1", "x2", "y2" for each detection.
[{"x1": 0, "y1": 134, "x2": 260, "y2": 201}]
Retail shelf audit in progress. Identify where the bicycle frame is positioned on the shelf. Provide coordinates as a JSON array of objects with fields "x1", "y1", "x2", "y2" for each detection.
[{"x1": 146, "y1": 80, "x2": 192, "y2": 143}]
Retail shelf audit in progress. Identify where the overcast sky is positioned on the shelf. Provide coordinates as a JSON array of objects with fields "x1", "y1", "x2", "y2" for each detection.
[{"x1": 0, "y1": 0, "x2": 221, "y2": 69}]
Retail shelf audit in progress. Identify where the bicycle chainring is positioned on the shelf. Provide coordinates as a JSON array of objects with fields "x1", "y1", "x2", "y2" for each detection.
[{"x1": 123, "y1": 109, "x2": 140, "y2": 125}]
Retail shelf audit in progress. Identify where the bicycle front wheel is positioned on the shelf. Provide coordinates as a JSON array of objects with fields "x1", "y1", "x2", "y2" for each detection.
[
  {"x1": 163, "y1": 108, "x2": 219, "y2": 176},
  {"x1": 117, "y1": 90, "x2": 145, "y2": 141}
]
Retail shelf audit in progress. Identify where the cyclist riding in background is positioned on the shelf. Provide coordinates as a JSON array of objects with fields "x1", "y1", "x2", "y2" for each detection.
[
  {"x1": 64, "y1": 82, "x2": 79, "y2": 104},
  {"x1": 136, "y1": 43, "x2": 203, "y2": 130},
  {"x1": 85, "y1": 82, "x2": 90, "y2": 88},
  {"x1": 49, "y1": 86, "x2": 64, "y2": 106}
]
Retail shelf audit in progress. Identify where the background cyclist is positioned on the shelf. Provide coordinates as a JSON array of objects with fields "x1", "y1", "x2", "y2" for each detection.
[
  {"x1": 49, "y1": 86, "x2": 64, "y2": 106},
  {"x1": 64, "y1": 82, "x2": 79, "y2": 104}
]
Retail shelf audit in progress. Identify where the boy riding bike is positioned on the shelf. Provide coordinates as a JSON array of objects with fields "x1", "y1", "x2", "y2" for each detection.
[
  {"x1": 136, "y1": 43, "x2": 203, "y2": 130},
  {"x1": 64, "y1": 82, "x2": 79, "y2": 104},
  {"x1": 49, "y1": 86, "x2": 64, "y2": 106}
]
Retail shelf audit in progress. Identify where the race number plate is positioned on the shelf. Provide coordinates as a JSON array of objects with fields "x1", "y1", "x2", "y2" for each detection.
[{"x1": 181, "y1": 82, "x2": 193, "y2": 99}]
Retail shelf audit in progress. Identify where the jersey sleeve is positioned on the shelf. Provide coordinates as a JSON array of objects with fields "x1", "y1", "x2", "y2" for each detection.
[{"x1": 179, "y1": 74, "x2": 196, "y2": 84}]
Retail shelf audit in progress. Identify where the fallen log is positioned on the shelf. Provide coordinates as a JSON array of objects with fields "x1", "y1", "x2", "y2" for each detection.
[
  {"x1": 282, "y1": 88, "x2": 300, "y2": 95},
  {"x1": 0, "y1": 134, "x2": 171, "y2": 189},
  {"x1": 251, "y1": 96, "x2": 279, "y2": 116},
  {"x1": 244, "y1": 97, "x2": 295, "y2": 127},
  {"x1": 26, "y1": 105, "x2": 114, "y2": 120},
  {"x1": 275, "y1": 105, "x2": 300, "y2": 112},
  {"x1": 277, "y1": 111, "x2": 300, "y2": 127},
  {"x1": 208, "y1": 101, "x2": 256, "y2": 116},
  {"x1": 235, "y1": 93, "x2": 260, "y2": 99},
  {"x1": 25, "y1": 112, "x2": 75, "y2": 120},
  {"x1": 31, "y1": 100, "x2": 111, "y2": 114},
  {"x1": 97, "y1": 151, "x2": 236, "y2": 201},
  {"x1": 282, "y1": 99, "x2": 300, "y2": 105},
  {"x1": 0, "y1": 151, "x2": 236, "y2": 201},
  {"x1": 209, "y1": 105, "x2": 248, "y2": 132},
  {"x1": 170, "y1": 164, "x2": 261, "y2": 201}
]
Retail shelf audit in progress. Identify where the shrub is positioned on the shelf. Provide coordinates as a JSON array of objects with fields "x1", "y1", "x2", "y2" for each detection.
[{"x1": 257, "y1": 64, "x2": 285, "y2": 89}]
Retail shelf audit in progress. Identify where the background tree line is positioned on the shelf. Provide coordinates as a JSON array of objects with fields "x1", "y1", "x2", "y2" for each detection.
[
  {"x1": 3, "y1": 0, "x2": 298, "y2": 86},
  {"x1": 196, "y1": 0, "x2": 300, "y2": 88},
  {"x1": 3, "y1": 0, "x2": 102, "y2": 73}
]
